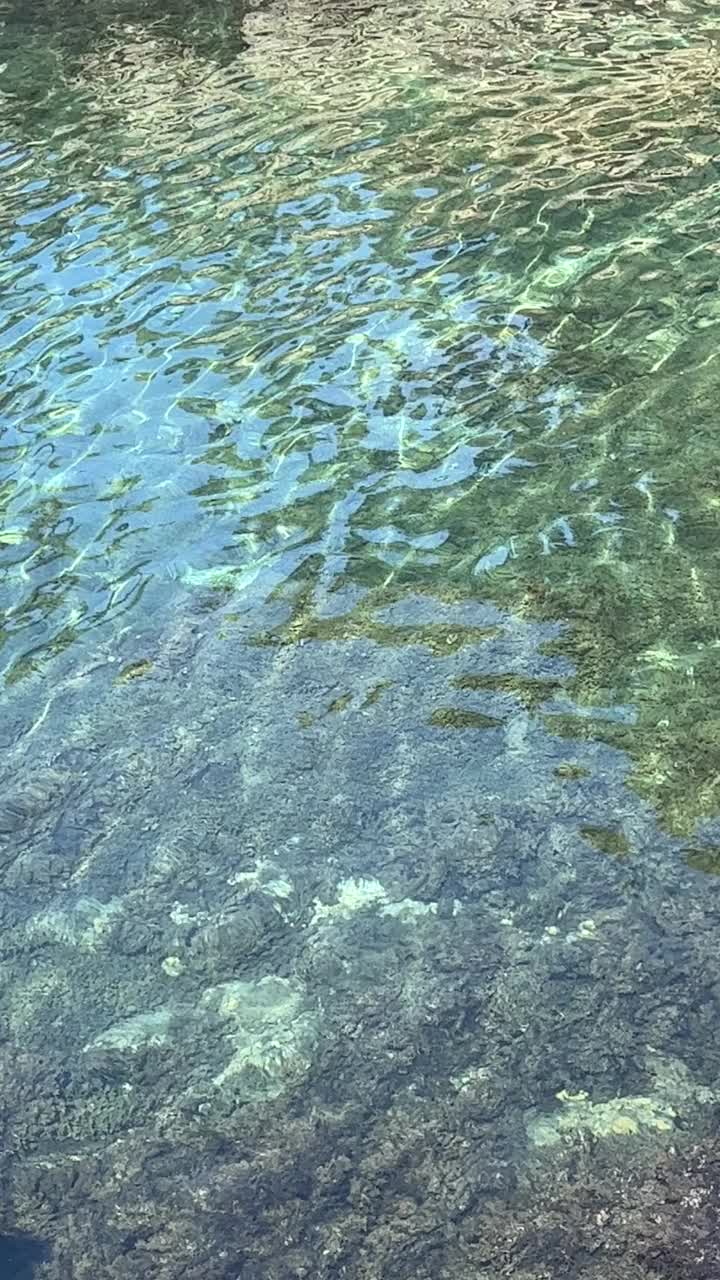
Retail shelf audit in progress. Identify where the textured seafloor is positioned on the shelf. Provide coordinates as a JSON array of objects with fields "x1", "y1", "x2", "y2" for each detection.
[{"x1": 1, "y1": 584, "x2": 720, "y2": 1277}]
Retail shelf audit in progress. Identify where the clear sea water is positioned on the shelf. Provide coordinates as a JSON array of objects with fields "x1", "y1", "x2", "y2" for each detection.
[{"x1": 4, "y1": 0, "x2": 720, "y2": 1275}]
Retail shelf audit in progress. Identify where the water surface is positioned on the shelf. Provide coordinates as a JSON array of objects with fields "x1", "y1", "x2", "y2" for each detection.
[{"x1": 3, "y1": 0, "x2": 720, "y2": 1275}]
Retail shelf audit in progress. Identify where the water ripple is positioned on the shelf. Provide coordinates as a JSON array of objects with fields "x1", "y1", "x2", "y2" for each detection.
[{"x1": 1, "y1": 0, "x2": 720, "y2": 824}]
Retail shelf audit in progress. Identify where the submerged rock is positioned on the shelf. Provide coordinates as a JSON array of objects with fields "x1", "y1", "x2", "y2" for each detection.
[
  {"x1": 189, "y1": 892, "x2": 288, "y2": 975},
  {"x1": 201, "y1": 976, "x2": 319, "y2": 1099}
]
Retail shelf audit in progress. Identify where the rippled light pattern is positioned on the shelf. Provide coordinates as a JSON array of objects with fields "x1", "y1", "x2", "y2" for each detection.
[{"x1": 4, "y1": 0, "x2": 720, "y2": 1276}]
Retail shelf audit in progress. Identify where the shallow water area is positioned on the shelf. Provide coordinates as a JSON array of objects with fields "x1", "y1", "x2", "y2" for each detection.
[{"x1": 4, "y1": 0, "x2": 720, "y2": 1275}]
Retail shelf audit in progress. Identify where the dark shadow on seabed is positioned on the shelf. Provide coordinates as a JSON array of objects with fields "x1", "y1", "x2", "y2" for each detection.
[{"x1": 0, "y1": 1235, "x2": 48, "y2": 1279}]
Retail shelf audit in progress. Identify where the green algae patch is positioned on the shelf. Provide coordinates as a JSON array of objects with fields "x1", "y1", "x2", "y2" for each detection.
[
  {"x1": 361, "y1": 680, "x2": 393, "y2": 707},
  {"x1": 252, "y1": 584, "x2": 500, "y2": 656},
  {"x1": 327, "y1": 692, "x2": 353, "y2": 714},
  {"x1": 529, "y1": 1089, "x2": 676, "y2": 1146},
  {"x1": 684, "y1": 844, "x2": 720, "y2": 875},
  {"x1": 453, "y1": 672, "x2": 561, "y2": 709},
  {"x1": 311, "y1": 875, "x2": 445, "y2": 925},
  {"x1": 430, "y1": 707, "x2": 503, "y2": 730},
  {"x1": 528, "y1": 1055, "x2": 718, "y2": 1148},
  {"x1": 4, "y1": 652, "x2": 50, "y2": 687},
  {"x1": 264, "y1": 617, "x2": 500, "y2": 657},
  {"x1": 99, "y1": 473, "x2": 142, "y2": 500},
  {"x1": 580, "y1": 826, "x2": 631, "y2": 859},
  {"x1": 555, "y1": 762, "x2": 591, "y2": 781},
  {"x1": 527, "y1": 569, "x2": 720, "y2": 834},
  {"x1": 0, "y1": 528, "x2": 25, "y2": 546},
  {"x1": 116, "y1": 658, "x2": 154, "y2": 683}
]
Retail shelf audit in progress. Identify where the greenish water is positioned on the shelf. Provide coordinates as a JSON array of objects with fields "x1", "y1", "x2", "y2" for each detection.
[{"x1": 4, "y1": 0, "x2": 720, "y2": 1275}]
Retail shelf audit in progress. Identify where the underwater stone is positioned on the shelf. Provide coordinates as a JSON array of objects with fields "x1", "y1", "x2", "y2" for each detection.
[
  {"x1": 80, "y1": 972, "x2": 319, "y2": 1105},
  {"x1": 4, "y1": 849, "x2": 71, "y2": 887},
  {"x1": 110, "y1": 915, "x2": 161, "y2": 956},
  {"x1": 85, "y1": 1006, "x2": 175, "y2": 1053},
  {"x1": 0, "y1": 801, "x2": 26, "y2": 834},
  {"x1": 528, "y1": 1090, "x2": 676, "y2": 1145},
  {"x1": 189, "y1": 892, "x2": 287, "y2": 971},
  {"x1": 25, "y1": 897, "x2": 123, "y2": 950},
  {"x1": 201, "y1": 975, "x2": 318, "y2": 1100},
  {"x1": 0, "y1": 773, "x2": 63, "y2": 836},
  {"x1": 311, "y1": 876, "x2": 444, "y2": 925},
  {"x1": 527, "y1": 1054, "x2": 718, "y2": 1147},
  {"x1": 227, "y1": 858, "x2": 295, "y2": 903}
]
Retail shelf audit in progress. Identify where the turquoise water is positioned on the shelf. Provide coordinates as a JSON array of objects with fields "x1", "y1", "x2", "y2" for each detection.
[{"x1": 4, "y1": 0, "x2": 720, "y2": 1274}]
